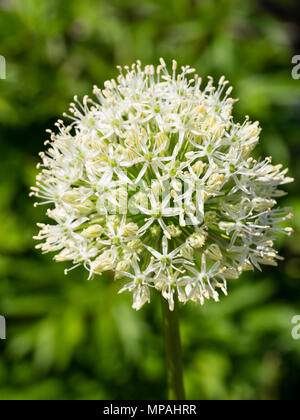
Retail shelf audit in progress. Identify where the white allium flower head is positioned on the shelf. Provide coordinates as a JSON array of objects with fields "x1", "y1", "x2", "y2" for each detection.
[{"x1": 31, "y1": 59, "x2": 293, "y2": 311}]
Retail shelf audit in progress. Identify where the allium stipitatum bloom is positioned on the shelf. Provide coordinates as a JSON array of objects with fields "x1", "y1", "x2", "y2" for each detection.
[{"x1": 31, "y1": 59, "x2": 293, "y2": 311}]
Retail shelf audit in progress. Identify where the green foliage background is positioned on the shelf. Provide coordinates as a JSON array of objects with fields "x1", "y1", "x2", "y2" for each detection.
[{"x1": 0, "y1": 0, "x2": 299, "y2": 400}]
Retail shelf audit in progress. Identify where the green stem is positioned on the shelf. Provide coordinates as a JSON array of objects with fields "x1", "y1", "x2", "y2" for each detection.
[{"x1": 161, "y1": 293, "x2": 185, "y2": 400}]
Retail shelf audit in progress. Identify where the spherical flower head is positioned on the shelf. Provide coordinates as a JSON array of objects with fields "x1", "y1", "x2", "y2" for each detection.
[{"x1": 31, "y1": 58, "x2": 294, "y2": 311}]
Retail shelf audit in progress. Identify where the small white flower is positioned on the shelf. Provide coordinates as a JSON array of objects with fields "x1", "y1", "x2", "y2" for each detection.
[{"x1": 145, "y1": 235, "x2": 193, "y2": 278}]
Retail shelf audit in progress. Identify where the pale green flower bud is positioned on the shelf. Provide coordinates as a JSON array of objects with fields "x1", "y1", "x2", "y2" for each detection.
[
  {"x1": 121, "y1": 223, "x2": 138, "y2": 236},
  {"x1": 219, "y1": 221, "x2": 235, "y2": 231},
  {"x1": 192, "y1": 160, "x2": 205, "y2": 176},
  {"x1": 188, "y1": 229, "x2": 207, "y2": 248},
  {"x1": 206, "y1": 244, "x2": 222, "y2": 260},
  {"x1": 83, "y1": 224, "x2": 103, "y2": 238},
  {"x1": 168, "y1": 224, "x2": 181, "y2": 238},
  {"x1": 181, "y1": 244, "x2": 194, "y2": 260},
  {"x1": 204, "y1": 211, "x2": 217, "y2": 224}
]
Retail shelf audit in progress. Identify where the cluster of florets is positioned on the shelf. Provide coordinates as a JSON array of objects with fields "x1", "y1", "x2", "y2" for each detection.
[{"x1": 31, "y1": 59, "x2": 293, "y2": 310}]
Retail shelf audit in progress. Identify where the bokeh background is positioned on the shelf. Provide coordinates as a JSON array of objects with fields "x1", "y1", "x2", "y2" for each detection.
[{"x1": 0, "y1": 0, "x2": 299, "y2": 400}]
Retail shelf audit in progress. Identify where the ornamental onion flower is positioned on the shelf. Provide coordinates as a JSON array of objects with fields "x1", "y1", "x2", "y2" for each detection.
[{"x1": 31, "y1": 58, "x2": 293, "y2": 312}]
